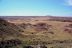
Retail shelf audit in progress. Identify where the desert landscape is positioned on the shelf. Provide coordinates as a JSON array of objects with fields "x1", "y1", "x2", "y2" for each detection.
[{"x1": 0, "y1": 16, "x2": 72, "y2": 48}]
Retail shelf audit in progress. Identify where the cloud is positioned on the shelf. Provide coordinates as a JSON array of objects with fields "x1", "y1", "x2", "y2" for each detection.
[{"x1": 65, "y1": 0, "x2": 72, "y2": 6}]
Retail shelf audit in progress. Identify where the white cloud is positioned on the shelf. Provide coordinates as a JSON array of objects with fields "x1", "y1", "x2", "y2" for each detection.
[{"x1": 65, "y1": 0, "x2": 72, "y2": 6}]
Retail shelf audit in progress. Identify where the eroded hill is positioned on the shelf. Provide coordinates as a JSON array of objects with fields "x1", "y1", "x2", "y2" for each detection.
[{"x1": 1, "y1": 16, "x2": 72, "y2": 48}]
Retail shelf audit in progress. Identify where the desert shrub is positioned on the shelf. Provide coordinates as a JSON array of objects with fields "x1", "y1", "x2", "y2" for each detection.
[
  {"x1": 48, "y1": 31, "x2": 54, "y2": 34},
  {"x1": 35, "y1": 20, "x2": 38, "y2": 21},
  {"x1": 19, "y1": 23, "x2": 32, "y2": 29},
  {"x1": 18, "y1": 29, "x2": 24, "y2": 32},
  {"x1": 64, "y1": 24, "x2": 72, "y2": 34},
  {"x1": 64, "y1": 28, "x2": 69, "y2": 31},
  {"x1": 31, "y1": 33, "x2": 34, "y2": 34},
  {"x1": 3, "y1": 23, "x2": 7, "y2": 26},
  {"x1": 23, "y1": 45, "x2": 34, "y2": 48},
  {"x1": 50, "y1": 46, "x2": 66, "y2": 48},
  {"x1": 67, "y1": 24, "x2": 72, "y2": 28},
  {"x1": 40, "y1": 45, "x2": 47, "y2": 48},
  {"x1": 23, "y1": 41, "x2": 33, "y2": 45},
  {"x1": 64, "y1": 28, "x2": 72, "y2": 34},
  {"x1": 49, "y1": 18, "x2": 72, "y2": 22},
  {"x1": 0, "y1": 39, "x2": 22, "y2": 48},
  {"x1": 34, "y1": 22, "x2": 51, "y2": 31}
]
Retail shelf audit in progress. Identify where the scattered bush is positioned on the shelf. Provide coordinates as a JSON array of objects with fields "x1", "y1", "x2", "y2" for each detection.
[
  {"x1": 23, "y1": 46, "x2": 34, "y2": 48},
  {"x1": 0, "y1": 39, "x2": 22, "y2": 48}
]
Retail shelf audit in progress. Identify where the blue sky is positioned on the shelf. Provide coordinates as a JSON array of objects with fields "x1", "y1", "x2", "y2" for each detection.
[{"x1": 0, "y1": 0, "x2": 72, "y2": 16}]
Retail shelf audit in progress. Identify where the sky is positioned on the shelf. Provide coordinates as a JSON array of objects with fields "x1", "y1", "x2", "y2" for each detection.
[{"x1": 0, "y1": 0, "x2": 72, "y2": 16}]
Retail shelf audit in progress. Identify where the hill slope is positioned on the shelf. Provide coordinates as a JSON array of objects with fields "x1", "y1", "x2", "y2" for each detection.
[
  {"x1": 0, "y1": 18, "x2": 23, "y2": 40},
  {"x1": 3, "y1": 16, "x2": 72, "y2": 40},
  {"x1": 1, "y1": 16, "x2": 72, "y2": 48}
]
